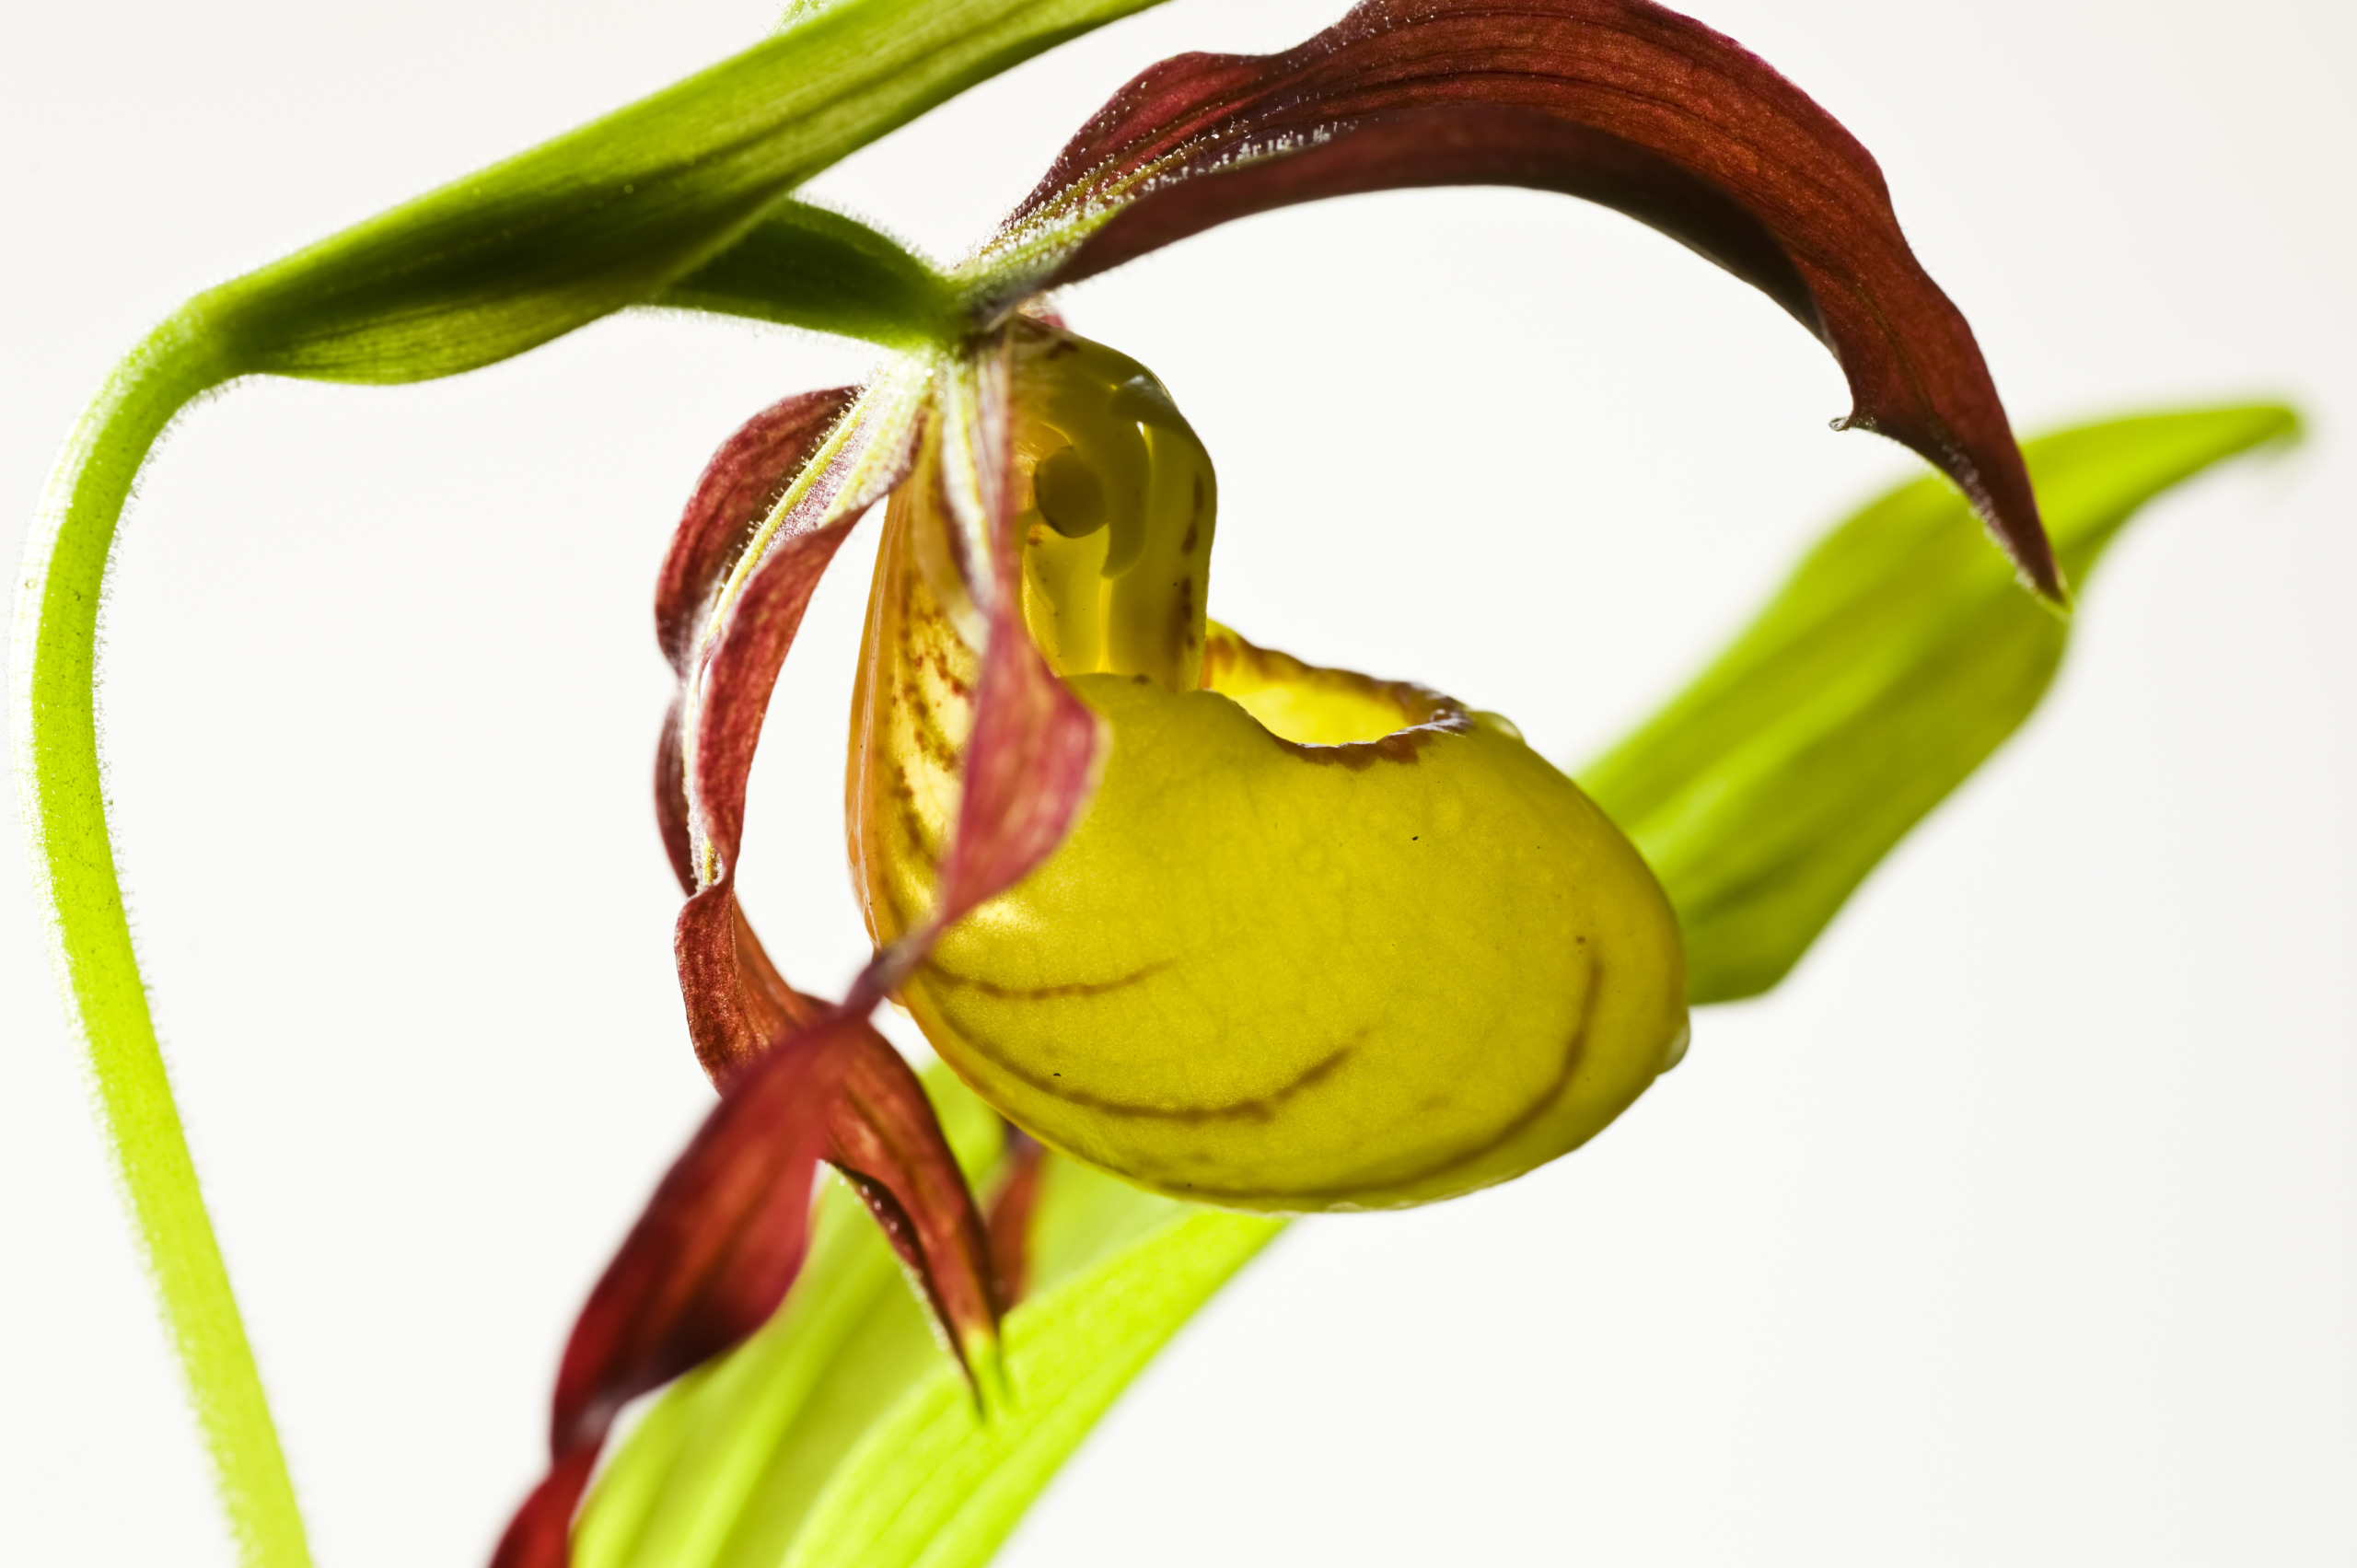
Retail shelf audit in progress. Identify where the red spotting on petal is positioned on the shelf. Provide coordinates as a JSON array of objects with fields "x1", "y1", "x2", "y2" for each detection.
[
  {"x1": 1004, "y1": 0, "x2": 2060, "y2": 598},
  {"x1": 847, "y1": 348, "x2": 1107, "y2": 1012},
  {"x1": 935, "y1": 600, "x2": 1106, "y2": 927},
  {"x1": 655, "y1": 388, "x2": 856, "y2": 675},
  {"x1": 932, "y1": 347, "x2": 1109, "y2": 929}
]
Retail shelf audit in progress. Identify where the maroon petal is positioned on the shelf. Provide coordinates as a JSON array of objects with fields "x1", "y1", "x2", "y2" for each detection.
[
  {"x1": 847, "y1": 347, "x2": 1107, "y2": 1012},
  {"x1": 935, "y1": 601, "x2": 1105, "y2": 930},
  {"x1": 492, "y1": 1011, "x2": 1006, "y2": 1564},
  {"x1": 492, "y1": 1018, "x2": 858, "y2": 1568},
  {"x1": 1000, "y1": 0, "x2": 2059, "y2": 598},
  {"x1": 653, "y1": 696, "x2": 695, "y2": 896},
  {"x1": 829, "y1": 1040, "x2": 1005, "y2": 1368},
  {"x1": 488, "y1": 1447, "x2": 599, "y2": 1568},
  {"x1": 687, "y1": 519, "x2": 865, "y2": 882},
  {"x1": 490, "y1": 382, "x2": 1007, "y2": 1568},
  {"x1": 654, "y1": 389, "x2": 856, "y2": 675},
  {"x1": 661, "y1": 392, "x2": 920, "y2": 1077},
  {"x1": 986, "y1": 1129, "x2": 1047, "y2": 1307}
]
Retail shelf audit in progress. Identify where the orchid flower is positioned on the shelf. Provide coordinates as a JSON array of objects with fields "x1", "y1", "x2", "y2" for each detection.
[
  {"x1": 10, "y1": 3, "x2": 2301, "y2": 1568},
  {"x1": 498, "y1": 1, "x2": 2260, "y2": 1557}
]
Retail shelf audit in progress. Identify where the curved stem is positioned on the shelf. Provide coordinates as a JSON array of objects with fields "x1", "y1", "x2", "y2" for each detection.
[{"x1": 11, "y1": 316, "x2": 309, "y2": 1568}]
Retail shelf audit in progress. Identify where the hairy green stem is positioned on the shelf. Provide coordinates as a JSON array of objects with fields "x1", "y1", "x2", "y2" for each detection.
[
  {"x1": 9, "y1": 6, "x2": 1178, "y2": 1559},
  {"x1": 11, "y1": 314, "x2": 308, "y2": 1568}
]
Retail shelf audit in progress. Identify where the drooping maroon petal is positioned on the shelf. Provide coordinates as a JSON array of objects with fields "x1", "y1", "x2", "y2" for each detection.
[
  {"x1": 986, "y1": 1129, "x2": 1047, "y2": 1307},
  {"x1": 486, "y1": 377, "x2": 1009, "y2": 1568},
  {"x1": 492, "y1": 1008, "x2": 1008, "y2": 1566},
  {"x1": 997, "y1": 0, "x2": 2059, "y2": 598},
  {"x1": 671, "y1": 886, "x2": 830, "y2": 1082},
  {"x1": 935, "y1": 600, "x2": 1106, "y2": 927},
  {"x1": 488, "y1": 1447, "x2": 599, "y2": 1568},
  {"x1": 491, "y1": 1017, "x2": 854, "y2": 1568},
  {"x1": 654, "y1": 389, "x2": 856, "y2": 675},
  {"x1": 662, "y1": 388, "x2": 920, "y2": 1077},
  {"x1": 846, "y1": 344, "x2": 1107, "y2": 1012},
  {"x1": 687, "y1": 519, "x2": 864, "y2": 882},
  {"x1": 653, "y1": 697, "x2": 696, "y2": 896},
  {"x1": 829, "y1": 1041, "x2": 1005, "y2": 1369},
  {"x1": 663, "y1": 515, "x2": 865, "y2": 1081}
]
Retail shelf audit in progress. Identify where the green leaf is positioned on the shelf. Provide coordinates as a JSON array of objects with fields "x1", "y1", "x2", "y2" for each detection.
[
  {"x1": 197, "y1": 0, "x2": 1165, "y2": 381},
  {"x1": 654, "y1": 203, "x2": 966, "y2": 351},
  {"x1": 1583, "y1": 404, "x2": 2301, "y2": 1003},
  {"x1": 781, "y1": 1211, "x2": 1277, "y2": 1568}
]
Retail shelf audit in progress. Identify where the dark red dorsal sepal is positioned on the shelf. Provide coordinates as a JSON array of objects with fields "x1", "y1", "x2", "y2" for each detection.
[{"x1": 993, "y1": 0, "x2": 2060, "y2": 599}]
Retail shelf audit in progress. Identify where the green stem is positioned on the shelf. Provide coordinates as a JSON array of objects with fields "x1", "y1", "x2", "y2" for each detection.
[{"x1": 11, "y1": 314, "x2": 309, "y2": 1568}]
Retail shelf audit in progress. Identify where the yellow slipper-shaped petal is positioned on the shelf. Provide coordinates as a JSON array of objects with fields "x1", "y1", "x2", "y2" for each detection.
[{"x1": 850, "y1": 326, "x2": 1687, "y2": 1212}]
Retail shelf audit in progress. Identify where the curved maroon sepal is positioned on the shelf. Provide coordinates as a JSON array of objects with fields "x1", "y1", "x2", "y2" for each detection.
[
  {"x1": 656, "y1": 389, "x2": 856, "y2": 674},
  {"x1": 986, "y1": 1129, "x2": 1047, "y2": 1307},
  {"x1": 688, "y1": 519, "x2": 863, "y2": 883},
  {"x1": 488, "y1": 1446, "x2": 600, "y2": 1568},
  {"x1": 1004, "y1": 0, "x2": 2059, "y2": 598},
  {"x1": 659, "y1": 391, "x2": 918, "y2": 1077},
  {"x1": 830, "y1": 1040, "x2": 1005, "y2": 1366},
  {"x1": 492, "y1": 1014, "x2": 1002, "y2": 1564}
]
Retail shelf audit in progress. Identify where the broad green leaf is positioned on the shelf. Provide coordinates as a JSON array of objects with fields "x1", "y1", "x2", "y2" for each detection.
[
  {"x1": 197, "y1": 0, "x2": 1163, "y2": 381},
  {"x1": 1583, "y1": 405, "x2": 2300, "y2": 1003},
  {"x1": 781, "y1": 1205, "x2": 1279, "y2": 1568},
  {"x1": 574, "y1": 405, "x2": 2295, "y2": 1568}
]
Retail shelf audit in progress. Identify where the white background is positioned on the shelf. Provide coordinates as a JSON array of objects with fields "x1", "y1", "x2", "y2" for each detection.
[{"x1": 4, "y1": 1, "x2": 2351, "y2": 1563}]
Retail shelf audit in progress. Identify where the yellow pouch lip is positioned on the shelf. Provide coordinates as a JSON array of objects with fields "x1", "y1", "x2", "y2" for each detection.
[{"x1": 1199, "y1": 621, "x2": 1471, "y2": 755}]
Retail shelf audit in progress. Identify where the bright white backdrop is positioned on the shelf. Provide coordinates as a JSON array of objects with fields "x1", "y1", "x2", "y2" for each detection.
[{"x1": 4, "y1": 2, "x2": 2351, "y2": 1563}]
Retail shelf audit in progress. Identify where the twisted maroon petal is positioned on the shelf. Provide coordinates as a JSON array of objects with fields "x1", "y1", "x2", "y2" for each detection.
[
  {"x1": 661, "y1": 389, "x2": 919, "y2": 1077},
  {"x1": 492, "y1": 1016, "x2": 859, "y2": 1568},
  {"x1": 491, "y1": 391, "x2": 1006, "y2": 1565},
  {"x1": 654, "y1": 389, "x2": 856, "y2": 675},
  {"x1": 848, "y1": 344, "x2": 1107, "y2": 1013},
  {"x1": 830, "y1": 1040, "x2": 1004, "y2": 1365},
  {"x1": 938, "y1": 604, "x2": 1105, "y2": 926},
  {"x1": 986, "y1": 1130, "x2": 1048, "y2": 1307},
  {"x1": 1002, "y1": 0, "x2": 2059, "y2": 598}
]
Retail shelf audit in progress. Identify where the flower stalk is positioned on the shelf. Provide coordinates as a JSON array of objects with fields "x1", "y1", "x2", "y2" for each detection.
[{"x1": 13, "y1": 319, "x2": 305, "y2": 1564}]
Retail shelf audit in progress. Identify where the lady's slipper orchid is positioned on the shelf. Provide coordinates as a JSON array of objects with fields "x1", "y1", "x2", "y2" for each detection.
[{"x1": 491, "y1": 1, "x2": 2064, "y2": 1562}]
